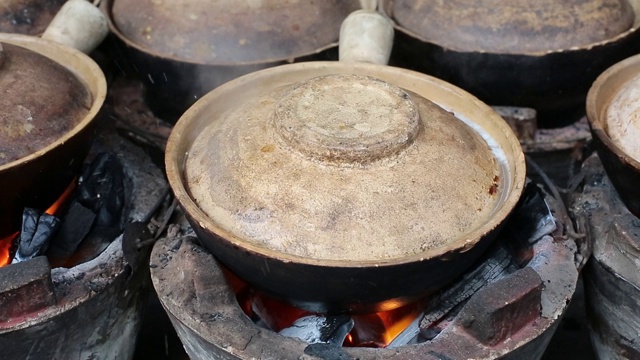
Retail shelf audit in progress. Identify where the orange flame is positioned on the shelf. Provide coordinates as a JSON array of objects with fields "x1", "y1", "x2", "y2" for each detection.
[
  {"x1": 375, "y1": 305, "x2": 422, "y2": 346},
  {"x1": 45, "y1": 178, "x2": 77, "y2": 216},
  {"x1": 225, "y1": 266, "x2": 422, "y2": 347},
  {"x1": 0, "y1": 232, "x2": 19, "y2": 267},
  {"x1": 0, "y1": 177, "x2": 77, "y2": 268},
  {"x1": 346, "y1": 302, "x2": 422, "y2": 347}
]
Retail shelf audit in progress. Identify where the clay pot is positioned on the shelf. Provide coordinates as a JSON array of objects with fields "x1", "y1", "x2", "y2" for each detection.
[
  {"x1": 384, "y1": 0, "x2": 640, "y2": 126},
  {"x1": 100, "y1": 0, "x2": 362, "y2": 121},
  {"x1": 587, "y1": 53, "x2": 640, "y2": 217},
  {"x1": 165, "y1": 11, "x2": 526, "y2": 313},
  {"x1": 0, "y1": 0, "x2": 108, "y2": 236}
]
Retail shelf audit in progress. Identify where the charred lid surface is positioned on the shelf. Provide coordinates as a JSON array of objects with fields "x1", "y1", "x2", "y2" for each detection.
[
  {"x1": 0, "y1": 42, "x2": 91, "y2": 166},
  {"x1": 391, "y1": 0, "x2": 635, "y2": 53},
  {"x1": 0, "y1": 0, "x2": 66, "y2": 35},
  {"x1": 110, "y1": 0, "x2": 361, "y2": 64},
  {"x1": 185, "y1": 74, "x2": 503, "y2": 262}
]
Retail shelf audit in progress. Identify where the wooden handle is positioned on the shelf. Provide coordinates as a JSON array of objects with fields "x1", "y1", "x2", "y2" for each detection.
[
  {"x1": 41, "y1": 0, "x2": 108, "y2": 54},
  {"x1": 339, "y1": 10, "x2": 394, "y2": 65}
]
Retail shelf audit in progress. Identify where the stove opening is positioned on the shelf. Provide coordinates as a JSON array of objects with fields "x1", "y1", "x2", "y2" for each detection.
[
  {"x1": 225, "y1": 267, "x2": 424, "y2": 348},
  {"x1": 0, "y1": 152, "x2": 126, "y2": 268}
]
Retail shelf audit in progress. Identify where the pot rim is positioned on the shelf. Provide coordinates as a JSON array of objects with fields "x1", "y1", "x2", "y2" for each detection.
[
  {"x1": 166, "y1": 61, "x2": 527, "y2": 268},
  {"x1": 0, "y1": 33, "x2": 107, "y2": 173},
  {"x1": 382, "y1": 0, "x2": 640, "y2": 57},
  {"x1": 100, "y1": 0, "x2": 344, "y2": 67},
  {"x1": 587, "y1": 52, "x2": 640, "y2": 171}
]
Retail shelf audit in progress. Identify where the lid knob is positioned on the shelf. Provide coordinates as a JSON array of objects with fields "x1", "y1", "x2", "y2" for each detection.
[{"x1": 274, "y1": 74, "x2": 421, "y2": 165}]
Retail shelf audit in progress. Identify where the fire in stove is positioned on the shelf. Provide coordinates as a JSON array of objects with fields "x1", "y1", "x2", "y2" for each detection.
[
  {"x1": 231, "y1": 271, "x2": 425, "y2": 348},
  {"x1": 150, "y1": 179, "x2": 583, "y2": 359},
  {"x1": 0, "y1": 153, "x2": 126, "y2": 269}
]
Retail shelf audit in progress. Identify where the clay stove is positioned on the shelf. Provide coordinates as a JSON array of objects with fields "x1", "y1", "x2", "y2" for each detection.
[
  {"x1": 150, "y1": 183, "x2": 582, "y2": 360},
  {"x1": 571, "y1": 154, "x2": 640, "y2": 359},
  {"x1": 0, "y1": 129, "x2": 167, "y2": 359}
]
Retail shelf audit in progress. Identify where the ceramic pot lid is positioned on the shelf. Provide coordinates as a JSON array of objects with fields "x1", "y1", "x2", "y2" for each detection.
[
  {"x1": 184, "y1": 73, "x2": 504, "y2": 262},
  {"x1": 110, "y1": 0, "x2": 361, "y2": 64},
  {"x1": 0, "y1": 42, "x2": 91, "y2": 166},
  {"x1": 389, "y1": 0, "x2": 635, "y2": 53},
  {"x1": 604, "y1": 73, "x2": 640, "y2": 162}
]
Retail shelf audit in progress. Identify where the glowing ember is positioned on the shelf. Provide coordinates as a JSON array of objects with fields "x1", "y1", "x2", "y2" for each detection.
[
  {"x1": 347, "y1": 303, "x2": 422, "y2": 347},
  {"x1": 0, "y1": 232, "x2": 18, "y2": 267},
  {"x1": 225, "y1": 269, "x2": 423, "y2": 348}
]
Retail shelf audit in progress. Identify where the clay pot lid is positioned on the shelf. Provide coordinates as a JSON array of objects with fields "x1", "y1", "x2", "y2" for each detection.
[
  {"x1": 108, "y1": 0, "x2": 361, "y2": 64},
  {"x1": 0, "y1": 41, "x2": 91, "y2": 166},
  {"x1": 387, "y1": 0, "x2": 635, "y2": 54},
  {"x1": 0, "y1": 0, "x2": 66, "y2": 35},
  {"x1": 184, "y1": 73, "x2": 504, "y2": 262},
  {"x1": 604, "y1": 73, "x2": 640, "y2": 163}
]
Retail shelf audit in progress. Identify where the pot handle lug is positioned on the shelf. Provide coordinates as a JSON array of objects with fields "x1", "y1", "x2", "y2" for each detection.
[
  {"x1": 339, "y1": 9, "x2": 394, "y2": 65},
  {"x1": 41, "y1": 0, "x2": 108, "y2": 54}
]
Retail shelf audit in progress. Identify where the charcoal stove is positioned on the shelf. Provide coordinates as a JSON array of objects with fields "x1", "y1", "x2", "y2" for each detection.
[
  {"x1": 0, "y1": 127, "x2": 167, "y2": 359},
  {"x1": 149, "y1": 182, "x2": 582, "y2": 360},
  {"x1": 570, "y1": 154, "x2": 640, "y2": 359}
]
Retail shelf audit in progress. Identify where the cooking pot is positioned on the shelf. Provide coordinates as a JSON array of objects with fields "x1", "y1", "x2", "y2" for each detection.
[
  {"x1": 165, "y1": 10, "x2": 526, "y2": 313},
  {"x1": 0, "y1": 0, "x2": 108, "y2": 237},
  {"x1": 383, "y1": 0, "x2": 640, "y2": 126},
  {"x1": 100, "y1": 0, "x2": 362, "y2": 122},
  {"x1": 587, "y1": 53, "x2": 640, "y2": 217},
  {"x1": 0, "y1": 0, "x2": 66, "y2": 35}
]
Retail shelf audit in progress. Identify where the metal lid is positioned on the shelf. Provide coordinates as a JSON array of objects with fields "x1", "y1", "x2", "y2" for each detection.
[
  {"x1": 184, "y1": 73, "x2": 504, "y2": 261},
  {"x1": 109, "y1": 0, "x2": 361, "y2": 64},
  {"x1": 0, "y1": 42, "x2": 91, "y2": 166},
  {"x1": 387, "y1": 0, "x2": 635, "y2": 53}
]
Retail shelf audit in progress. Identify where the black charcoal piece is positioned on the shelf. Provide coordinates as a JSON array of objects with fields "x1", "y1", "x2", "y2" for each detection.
[
  {"x1": 77, "y1": 153, "x2": 125, "y2": 227},
  {"x1": 279, "y1": 315, "x2": 354, "y2": 346},
  {"x1": 13, "y1": 209, "x2": 60, "y2": 263},
  {"x1": 46, "y1": 201, "x2": 96, "y2": 262}
]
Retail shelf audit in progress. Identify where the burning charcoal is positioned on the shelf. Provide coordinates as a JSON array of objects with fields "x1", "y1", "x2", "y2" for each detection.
[
  {"x1": 12, "y1": 208, "x2": 61, "y2": 263},
  {"x1": 278, "y1": 315, "x2": 354, "y2": 346},
  {"x1": 77, "y1": 153, "x2": 125, "y2": 227},
  {"x1": 421, "y1": 245, "x2": 515, "y2": 330},
  {"x1": 46, "y1": 201, "x2": 96, "y2": 264},
  {"x1": 504, "y1": 182, "x2": 556, "y2": 266},
  {"x1": 387, "y1": 312, "x2": 424, "y2": 348}
]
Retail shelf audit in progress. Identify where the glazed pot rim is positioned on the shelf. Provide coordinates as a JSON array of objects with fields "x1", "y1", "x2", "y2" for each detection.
[
  {"x1": 165, "y1": 61, "x2": 527, "y2": 268},
  {"x1": 587, "y1": 52, "x2": 640, "y2": 171},
  {"x1": 100, "y1": 0, "x2": 342, "y2": 67},
  {"x1": 0, "y1": 33, "x2": 107, "y2": 173},
  {"x1": 383, "y1": 0, "x2": 640, "y2": 57}
]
